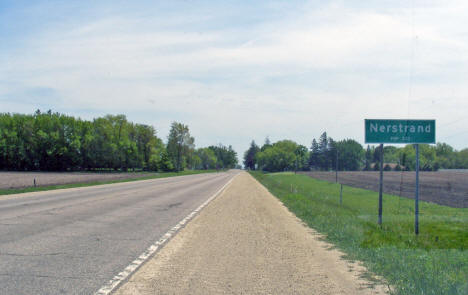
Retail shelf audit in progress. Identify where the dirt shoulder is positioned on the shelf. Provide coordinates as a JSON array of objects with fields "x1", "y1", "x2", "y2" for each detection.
[{"x1": 115, "y1": 172, "x2": 388, "y2": 295}]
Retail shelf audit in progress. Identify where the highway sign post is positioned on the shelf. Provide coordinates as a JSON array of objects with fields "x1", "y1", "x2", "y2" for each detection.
[
  {"x1": 378, "y1": 144, "x2": 383, "y2": 226},
  {"x1": 365, "y1": 119, "x2": 435, "y2": 234}
]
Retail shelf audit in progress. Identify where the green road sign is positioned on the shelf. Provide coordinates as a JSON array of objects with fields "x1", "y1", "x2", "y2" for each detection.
[{"x1": 365, "y1": 119, "x2": 435, "y2": 144}]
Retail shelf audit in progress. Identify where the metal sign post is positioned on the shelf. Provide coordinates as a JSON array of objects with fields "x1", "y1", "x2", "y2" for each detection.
[
  {"x1": 378, "y1": 144, "x2": 383, "y2": 226},
  {"x1": 415, "y1": 144, "x2": 420, "y2": 235},
  {"x1": 365, "y1": 119, "x2": 435, "y2": 234}
]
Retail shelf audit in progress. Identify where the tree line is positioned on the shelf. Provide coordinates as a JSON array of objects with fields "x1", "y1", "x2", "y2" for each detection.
[
  {"x1": 244, "y1": 132, "x2": 468, "y2": 172},
  {"x1": 0, "y1": 110, "x2": 237, "y2": 172}
]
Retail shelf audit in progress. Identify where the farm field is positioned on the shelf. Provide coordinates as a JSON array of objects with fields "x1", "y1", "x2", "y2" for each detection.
[
  {"x1": 0, "y1": 171, "x2": 157, "y2": 189},
  {"x1": 301, "y1": 171, "x2": 468, "y2": 208}
]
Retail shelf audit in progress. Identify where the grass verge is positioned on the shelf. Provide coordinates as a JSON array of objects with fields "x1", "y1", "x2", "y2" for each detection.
[
  {"x1": 250, "y1": 171, "x2": 467, "y2": 295},
  {"x1": 0, "y1": 170, "x2": 219, "y2": 196}
]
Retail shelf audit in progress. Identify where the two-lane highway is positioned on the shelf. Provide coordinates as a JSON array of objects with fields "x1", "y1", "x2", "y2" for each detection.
[{"x1": 0, "y1": 170, "x2": 238, "y2": 294}]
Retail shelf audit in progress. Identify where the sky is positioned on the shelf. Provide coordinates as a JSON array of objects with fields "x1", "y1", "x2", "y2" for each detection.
[{"x1": 1, "y1": 0, "x2": 468, "y2": 162}]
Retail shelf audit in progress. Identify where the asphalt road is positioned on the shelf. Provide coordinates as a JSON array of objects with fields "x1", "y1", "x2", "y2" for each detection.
[{"x1": 0, "y1": 170, "x2": 238, "y2": 295}]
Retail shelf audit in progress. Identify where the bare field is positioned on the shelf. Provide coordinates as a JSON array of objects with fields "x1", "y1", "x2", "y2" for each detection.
[
  {"x1": 0, "y1": 171, "x2": 157, "y2": 190},
  {"x1": 300, "y1": 171, "x2": 468, "y2": 208}
]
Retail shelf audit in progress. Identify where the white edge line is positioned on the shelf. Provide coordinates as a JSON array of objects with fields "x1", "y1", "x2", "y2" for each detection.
[{"x1": 94, "y1": 172, "x2": 239, "y2": 295}]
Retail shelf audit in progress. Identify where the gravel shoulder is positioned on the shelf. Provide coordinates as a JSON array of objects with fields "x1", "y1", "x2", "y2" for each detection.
[{"x1": 115, "y1": 172, "x2": 388, "y2": 295}]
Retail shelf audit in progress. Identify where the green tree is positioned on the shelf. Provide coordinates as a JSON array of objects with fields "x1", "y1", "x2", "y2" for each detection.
[
  {"x1": 260, "y1": 136, "x2": 272, "y2": 152},
  {"x1": 383, "y1": 146, "x2": 399, "y2": 163},
  {"x1": 455, "y1": 148, "x2": 468, "y2": 168},
  {"x1": 158, "y1": 149, "x2": 175, "y2": 172},
  {"x1": 256, "y1": 140, "x2": 298, "y2": 172},
  {"x1": 196, "y1": 148, "x2": 217, "y2": 169},
  {"x1": 294, "y1": 144, "x2": 309, "y2": 172},
  {"x1": 399, "y1": 144, "x2": 436, "y2": 171},
  {"x1": 209, "y1": 144, "x2": 238, "y2": 169},
  {"x1": 0, "y1": 110, "x2": 166, "y2": 172},
  {"x1": 146, "y1": 134, "x2": 167, "y2": 171},
  {"x1": 317, "y1": 132, "x2": 330, "y2": 170},
  {"x1": 434, "y1": 142, "x2": 456, "y2": 169},
  {"x1": 364, "y1": 145, "x2": 372, "y2": 171},
  {"x1": 373, "y1": 144, "x2": 384, "y2": 170},
  {"x1": 328, "y1": 137, "x2": 337, "y2": 171},
  {"x1": 92, "y1": 116, "x2": 118, "y2": 169},
  {"x1": 167, "y1": 122, "x2": 194, "y2": 172},
  {"x1": 336, "y1": 139, "x2": 364, "y2": 171},
  {"x1": 309, "y1": 139, "x2": 319, "y2": 170},
  {"x1": 420, "y1": 144, "x2": 437, "y2": 171},
  {"x1": 243, "y1": 140, "x2": 260, "y2": 170}
]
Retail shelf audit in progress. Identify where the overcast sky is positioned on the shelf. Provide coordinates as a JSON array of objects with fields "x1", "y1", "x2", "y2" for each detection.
[{"x1": 1, "y1": 0, "x2": 468, "y2": 161}]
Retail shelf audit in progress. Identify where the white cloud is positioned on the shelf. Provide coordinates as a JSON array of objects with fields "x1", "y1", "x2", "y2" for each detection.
[{"x1": 2, "y1": 0, "x2": 468, "y2": 157}]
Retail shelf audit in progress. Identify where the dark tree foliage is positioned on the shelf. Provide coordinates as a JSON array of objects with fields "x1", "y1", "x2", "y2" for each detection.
[
  {"x1": 309, "y1": 133, "x2": 364, "y2": 171},
  {"x1": 256, "y1": 140, "x2": 308, "y2": 172},
  {"x1": 208, "y1": 144, "x2": 238, "y2": 169},
  {"x1": 364, "y1": 145, "x2": 372, "y2": 171},
  {"x1": 308, "y1": 132, "x2": 334, "y2": 171},
  {"x1": 335, "y1": 139, "x2": 364, "y2": 171},
  {"x1": 373, "y1": 145, "x2": 382, "y2": 163},
  {"x1": 309, "y1": 139, "x2": 319, "y2": 169},
  {"x1": 260, "y1": 136, "x2": 272, "y2": 152},
  {"x1": 243, "y1": 140, "x2": 260, "y2": 170},
  {"x1": 372, "y1": 144, "x2": 384, "y2": 169},
  {"x1": 0, "y1": 111, "x2": 165, "y2": 171},
  {"x1": 194, "y1": 148, "x2": 217, "y2": 170},
  {"x1": 0, "y1": 111, "x2": 241, "y2": 173},
  {"x1": 327, "y1": 138, "x2": 337, "y2": 171},
  {"x1": 294, "y1": 144, "x2": 309, "y2": 172},
  {"x1": 318, "y1": 132, "x2": 331, "y2": 170},
  {"x1": 304, "y1": 131, "x2": 468, "y2": 172},
  {"x1": 166, "y1": 122, "x2": 195, "y2": 172}
]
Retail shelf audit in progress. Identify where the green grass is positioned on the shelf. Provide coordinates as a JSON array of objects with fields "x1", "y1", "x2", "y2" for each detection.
[
  {"x1": 0, "y1": 170, "x2": 219, "y2": 196},
  {"x1": 250, "y1": 171, "x2": 468, "y2": 295}
]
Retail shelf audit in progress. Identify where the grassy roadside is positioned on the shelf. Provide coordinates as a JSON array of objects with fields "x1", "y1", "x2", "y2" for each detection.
[
  {"x1": 250, "y1": 171, "x2": 467, "y2": 295},
  {"x1": 0, "y1": 170, "x2": 219, "y2": 196}
]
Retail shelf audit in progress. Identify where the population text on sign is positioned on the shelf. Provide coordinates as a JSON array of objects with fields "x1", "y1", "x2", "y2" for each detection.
[{"x1": 365, "y1": 119, "x2": 436, "y2": 144}]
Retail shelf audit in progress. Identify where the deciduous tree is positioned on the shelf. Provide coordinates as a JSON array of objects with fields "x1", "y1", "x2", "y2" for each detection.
[{"x1": 166, "y1": 122, "x2": 194, "y2": 172}]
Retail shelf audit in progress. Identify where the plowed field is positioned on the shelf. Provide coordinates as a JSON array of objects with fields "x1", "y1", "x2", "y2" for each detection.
[
  {"x1": 0, "y1": 171, "x2": 156, "y2": 190},
  {"x1": 301, "y1": 171, "x2": 468, "y2": 208}
]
